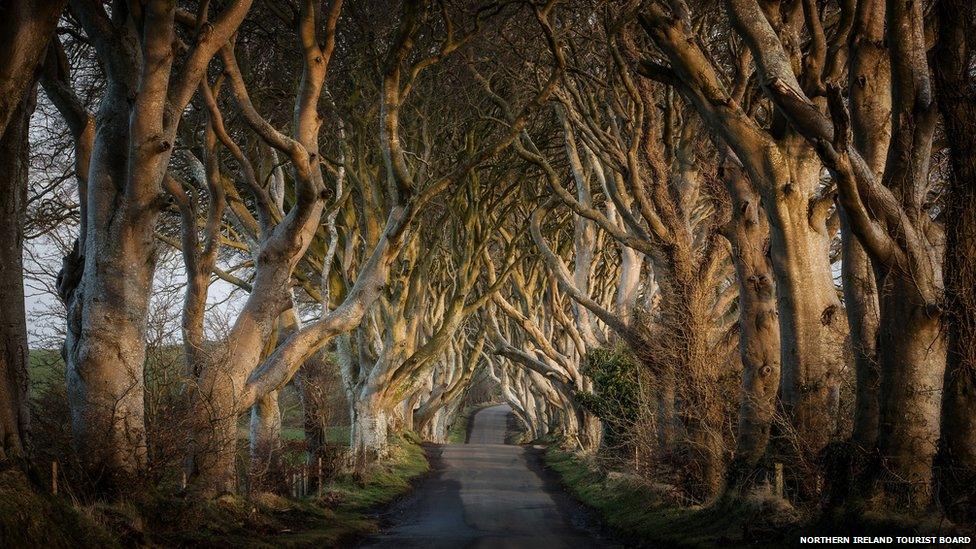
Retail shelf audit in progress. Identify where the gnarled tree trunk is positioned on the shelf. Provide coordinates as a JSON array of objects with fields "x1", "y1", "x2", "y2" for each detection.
[
  {"x1": 720, "y1": 162, "x2": 780, "y2": 496},
  {"x1": 64, "y1": 90, "x2": 153, "y2": 490}
]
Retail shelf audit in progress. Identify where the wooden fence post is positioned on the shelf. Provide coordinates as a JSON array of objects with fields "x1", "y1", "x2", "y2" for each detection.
[
  {"x1": 317, "y1": 457, "x2": 323, "y2": 497},
  {"x1": 774, "y1": 462, "x2": 784, "y2": 499}
]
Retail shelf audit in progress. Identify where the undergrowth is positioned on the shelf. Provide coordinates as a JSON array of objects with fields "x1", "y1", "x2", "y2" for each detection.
[
  {"x1": 1, "y1": 432, "x2": 428, "y2": 548},
  {"x1": 0, "y1": 465, "x2": 117, "y2": 548}
]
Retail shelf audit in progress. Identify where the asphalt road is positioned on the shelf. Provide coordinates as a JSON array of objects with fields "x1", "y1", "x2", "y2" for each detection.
[{"x1": 361, "y1": 404, "x2": 615, "y2": 549}]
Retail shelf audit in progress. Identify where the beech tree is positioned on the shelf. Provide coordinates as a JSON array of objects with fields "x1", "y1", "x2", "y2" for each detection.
[
  {"x1": 723, "y1": 0, "x2": 944, "y2": 506},
  {"x1": 37, "y1": 0, "x2": 251, "y2": 492},
  {"x1": 636, "y1": 4, "x2": 850, "y2": 492},
  {"x1": 0, "y1": 0, "x2": 67, "y2": 464},
  {"x1": 8, "y1": 0, "x2": 976, "y2": 535},
  {"x1": 517, "y1": 14, "x2": 743, "y2": 499},
  {"x1": 933, "y1": 0, "x2": 976, "y2": 522}
]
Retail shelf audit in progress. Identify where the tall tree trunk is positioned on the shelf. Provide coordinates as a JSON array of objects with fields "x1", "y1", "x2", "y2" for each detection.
[
  {"x1": 652, "y1": 259, "x2": 726, "y2": 502},
  {"x1": 721, "y1": 162, "x2": 781, "y2": 496},
  {"x1": 871, "y1": 274, "x2": 944, "y2": 505},
  {"x1": 680, "y1": 319, "x2": 725, "y2": 502},
  {"x1": 825, "y1": 4, "x2": 887, "y2": 504},
  {"x1": 841, "y1": 229, "x2": 881, "y2": 451},
  {"x1": 182, "y1": 265, "x2": 211, "y2": 378},
  {"x1": 0, "y1": 94, "x2": 32, "y2": 462},
  {"x1": 845, "y1": 0, "x2": 887, "y2": 452},
  {"x1": 41, "y1": 0, "x2": 251, "y2": 496},
  {"x1": 187, "y1": 381, "x2": 239, "y2": 495},
  {"x1": 63, "y1": 92, "x2": 153, "y2": 491},
  {"x1": 248, "y1": 322, "x2": 283, "y2": 487},
  {"x1": 188, "y1": 222, "x2": 320, "y2": 495},
  {"x1": 830, "y1": 214, "x2": 881, "y2": 503},
  {"x1": 656, "y1": 370, "x2": 676, "y2": 458},
  {"x1": 862, "y1": 0, "x2": 946, "y2": 507},
  {"x1": 0, "y1": 0, "x2": 68, "y2": 468},
  {"x1": 637, "y1": 13, "x2": 845, "y2": 472},
  {"x1": 934, "y1": 0, "x2": 976, "y2": 523},
  {"x1": 294, "y1": 351, "x2": 333, "y2": 465},
  {"x1": 764, "y1": 141, "x2": 845, "y2": 463},
  {"x1": 350, "y1": 391, "x2": 389, "y2": 473}
]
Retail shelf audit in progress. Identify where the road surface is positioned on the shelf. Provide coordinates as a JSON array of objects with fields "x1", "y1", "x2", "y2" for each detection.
[{"x1": 361, "y1": 404, "x2": 614, "y2": 548}]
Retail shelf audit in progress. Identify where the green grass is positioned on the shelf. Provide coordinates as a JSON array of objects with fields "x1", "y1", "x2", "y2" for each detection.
[
  {"x1": 321, "y1": 431, "x2": 428, "y2": 510},
  {"x1": 28, "y1": 348, "x2": 64, "y2": 389},
  {"x1": 445, "y1": 406, "x2": 476, "y2": 444},
  {"x1": 544, "y1": 448, "x2": 794, "y2": 548},
  {"x1": 546, "y1": 448, "x2": 974, "y2": 547},
  {"x1": 11, "y1": 432, "x2": 432, "y2": 548},
  {"x1": 281, "y1": 425, "x2": 349, "y2": 443},
  {"x1": 147, "y1": 432, "x2": 428, "y2": 547},
  {"x1": 0, "y1": 466, "x2": 119, "y2": 549}
]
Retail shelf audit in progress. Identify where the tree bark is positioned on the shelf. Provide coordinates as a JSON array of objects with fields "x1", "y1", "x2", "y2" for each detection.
[
  {"x1": 0, "y1": 93, "x2": 32, "y2": 462},
  {"x1": 720, "y1": 162, "x2": 781, "y2": 495},
  {"x1": 350, "y1": 391, "x2": 390, "y2": 473},
  {"x1": 49, "y1": 0, "x2": 252, "y2": 494},
  {"x1": 638, "y1": 11, "x2": 846, "y2": 472},
  {"x1": 249, "y1": 390, "x2": 282, "y2": 489},
  {"x1": 862, "y1": 0, "x2": 945, "y2": 507},
  {"x1": 0, "y1": 0, "x2": 66, "y2": 135},
  {"x1": 933, "y1": 0, "x2": 976, "y2": 521},
  {"x1": 0, "y1": 0, "x2": 68, "y2": 466},
  {"x1": 872, "y1": 275, "x2": 944, "y2": 504},
  {"x1": 763, "y1": 138, "x2": 845, "y2": 462},
  {"x1": 293, "y1": 351, "x2": 334, "y2": 465},
  {"x1": 63, "y1": 87, "x2": 153, "y2": 491},
  {"x1": 844, "y1": 0, "x2": 887, "y2": 452}
]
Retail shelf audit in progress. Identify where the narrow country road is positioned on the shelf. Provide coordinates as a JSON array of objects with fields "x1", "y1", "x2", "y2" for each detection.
[{"x1": 361, "y1": 404, "x2": 616, "y2": 548}]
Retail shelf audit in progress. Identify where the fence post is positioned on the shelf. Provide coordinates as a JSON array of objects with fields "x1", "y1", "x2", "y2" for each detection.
[
  {"x1": 317, "y1": 457, "x2": 323, "y2": 497},
  {"x1": 51, "y1": 461, "x2": 58, "y2": 495},
  {"x1": 774, "y1": 462, "x2": 784, "y2": 498}
]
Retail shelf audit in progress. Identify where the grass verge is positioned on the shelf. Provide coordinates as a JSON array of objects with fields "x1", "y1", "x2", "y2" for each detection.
[
  {"x1": 544, "y1": 448, "x2": 796, "y2": 548},
  {"x1": 2, "y1": 432, "x2": 429, "y2": 548},
  {"x1": 545, "y1": 448, "x2": 975, "y2": 548},
  {"x1": 445, "y1": 407, "x2": 475, "y2": 444},
  {"x1": 156, "y1": 431, "x2": 429, "y2": 547}
]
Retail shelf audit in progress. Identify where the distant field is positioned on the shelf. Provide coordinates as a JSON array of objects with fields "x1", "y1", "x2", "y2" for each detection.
[{"x1": 28, "y1": 348, "x2": 64, "y2": 390}]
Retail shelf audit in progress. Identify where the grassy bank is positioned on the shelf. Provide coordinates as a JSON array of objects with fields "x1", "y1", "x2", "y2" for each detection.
[
  {"x1": 545, "y1": 448, "x2": 975, "y2": 548},
  {"x1": 1, "y1": 432, "x2": 429, "y2": 548},
  {"x1": 544, "y1": 448, "x2": 797, "y2": 548},
  {"x1": 159, "y1": 431, "x2": 429, "y2": 547},
  {"x1": 445, "y1": 405, "x2": 478, "y2": 444}
]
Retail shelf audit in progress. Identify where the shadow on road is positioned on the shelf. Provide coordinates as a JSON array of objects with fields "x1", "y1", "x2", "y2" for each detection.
[{"x1": 360, "y1": 404, "x2": 617, "y2": 548}]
